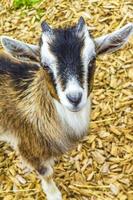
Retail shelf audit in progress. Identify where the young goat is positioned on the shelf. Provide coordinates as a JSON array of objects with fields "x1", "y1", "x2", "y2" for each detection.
[{"x1": 0, "y1": 17, "x2": 133, "y2": 200}]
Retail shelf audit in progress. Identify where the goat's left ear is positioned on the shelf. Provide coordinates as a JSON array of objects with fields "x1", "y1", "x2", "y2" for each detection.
[
  {"x1": 95, "y1": 23, "x2": 133, "y2": 55},
  {"x1": 76, "y1": 16, "x2": 88, "y2": 37},
  {"x1": 0, "y1": 36, "x2": 39, "y2": 62}
]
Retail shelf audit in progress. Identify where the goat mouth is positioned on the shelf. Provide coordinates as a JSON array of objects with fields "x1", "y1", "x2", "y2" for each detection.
[
  {"x1": 66, "y1": 101, "x2": 87, "y2": 112},
  {"x1": 67, "y1": 107, "x2": 82, "y2": 113}
]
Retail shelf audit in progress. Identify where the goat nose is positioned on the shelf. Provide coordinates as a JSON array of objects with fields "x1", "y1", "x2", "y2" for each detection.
[{"x1": 67, "y1": 92, "x2": 82, "y2": 106}]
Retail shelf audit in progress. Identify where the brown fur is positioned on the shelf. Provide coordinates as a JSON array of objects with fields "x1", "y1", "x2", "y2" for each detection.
[
  {"x1": 43, "y1": 69, "x2": 59, "y2": 101},
  {"x1": 0, "y1": 51, "x2": 81, "y2": 173}
]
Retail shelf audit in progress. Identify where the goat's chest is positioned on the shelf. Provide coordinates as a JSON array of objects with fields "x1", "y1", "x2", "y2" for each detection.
[{"x1": 54, "y1": 97, "x2": 91, "y2": 139}]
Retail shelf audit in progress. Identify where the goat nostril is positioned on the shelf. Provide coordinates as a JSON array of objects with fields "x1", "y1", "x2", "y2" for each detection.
[{"x1": 67, "y1": 92, "x2": 82, "y2": 106}]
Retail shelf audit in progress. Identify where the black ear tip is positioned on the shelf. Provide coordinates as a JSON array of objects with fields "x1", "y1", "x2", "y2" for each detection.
[
  {"x1": 41, "y1": 21, "x2": 48, "y2": 31},
  {"x1": 76, "y1": 16, "x2": 86, "y2": 32},
  {"x1": 79, "y1": 16, "x2": 85, "y2": 24},
  {"x1": 41, "y1": 21, "x2": 52, "y2": 33}
]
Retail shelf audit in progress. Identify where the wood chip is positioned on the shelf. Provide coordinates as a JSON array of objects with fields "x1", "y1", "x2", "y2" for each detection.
[
  {"x1": 0, "y1": 0, "x2": 133, "y2": 199},
  {"x1": 109, "y1": 183, "x2": 119, "y2": 196},
  {"x1": 16, "y1": 175, "x2": 26, "y2": 185},
  {"x1": 92, "y1": 151, "x2": 106, "y2": 164}
]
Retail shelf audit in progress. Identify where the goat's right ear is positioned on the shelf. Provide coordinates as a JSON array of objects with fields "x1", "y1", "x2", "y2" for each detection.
[
  {"x1": 95, "y1": 23, "x2": 133, "y2": 55},
  {"x1": 0, "y1": 36, "x2": 39, "y2": 62}
]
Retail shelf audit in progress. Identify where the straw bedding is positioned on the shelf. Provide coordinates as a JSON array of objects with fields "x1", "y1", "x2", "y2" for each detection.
[{"x1": 0, "y1": 0, "x2": 133, "y2": 199}]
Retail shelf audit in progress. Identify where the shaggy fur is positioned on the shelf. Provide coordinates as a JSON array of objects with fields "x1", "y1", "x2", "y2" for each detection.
[
  {"x1": 0, "y1": 20, "x2": 132, "y2": 200},
  {"x1": 0, "y1": 51, "x2": 88, "y2": 174}
]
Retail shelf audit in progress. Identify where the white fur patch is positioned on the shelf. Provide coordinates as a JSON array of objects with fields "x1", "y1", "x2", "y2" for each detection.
[
  {"x1": 56, "y1": 78, "x2": 86, "y2": 111},
  {"x1": 82, "y1": 26, "x2": 96, "y2": 62},
  {"x1": 41, "y1": 178, "x2": 62, "y2": 200},
  {"x1": 54, "y1": 96, "x2": 91, "y2": 137},
  {"x1": 41, "y1": 33, "x2": 57, "y2": 77},
  {"x1": 81, "y1": 26, "x2": 96, "y2": 89}
]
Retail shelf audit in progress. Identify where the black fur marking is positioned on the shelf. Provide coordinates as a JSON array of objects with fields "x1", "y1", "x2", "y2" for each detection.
[
  {"x1": 0, "y1": 54, "x2": 39, "y2": 92},
  {"x1": 41, "y1": 21, "x2": 53, "y2": 35},
  {"x1": 88, "y1": 57, "x2": 96, "y2": 95},
  {"x1": 38, "y1": 166, "x2": 48, "y2": 175},
  {"x1": 50, "y1": 27, "x2": 85, "y2": 90},
  {"x1": 76, "y1": 16, "x2": 85, "y2": 33},
  {"x1": 43, "y1": 65, "x2": 57, "y2": 92}
]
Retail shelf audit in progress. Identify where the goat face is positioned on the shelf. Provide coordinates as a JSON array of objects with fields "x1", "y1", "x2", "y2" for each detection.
[
  {"x1": 40, "y1": 17, "x2": 96, "y2": 112},
  {"x1": 40, "y1": 18, "x2": 133, "y2": 112},
  {"x1": 1, "y1": 18, "x2": 133, "y2": 112}
]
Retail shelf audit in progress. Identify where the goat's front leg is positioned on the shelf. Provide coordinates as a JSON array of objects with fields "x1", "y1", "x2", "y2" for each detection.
[
  {"x1": 38, "y1": 163, "x2": 62, "y2": 200},
  {"x1": 41, "y1": 178, "x2": 62, "y2": 200},
  {"x1": 19, "y1": 145, "x2": 62, "y2": 200}
]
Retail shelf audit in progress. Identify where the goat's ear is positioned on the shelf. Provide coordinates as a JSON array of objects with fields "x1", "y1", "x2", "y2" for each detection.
[
  {"x1": 0, "y1": 36, "x2": 39, "y2": 62},
  {"x1": 76, "y1": 17, "x2": 85, "y2": 33},
  {"x1": 76, "y1": 16, "x2": 88, "y2": 37},
  {"x1": 41, "y1": 21, "x2": 53, "y2": 35},
  {"x1": 95, "y1": 23, "x2": 133, "y2": 55}
]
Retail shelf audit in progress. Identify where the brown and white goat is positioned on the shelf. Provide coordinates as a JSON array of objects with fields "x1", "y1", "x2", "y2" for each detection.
[{"x1": 0, "y1": 17, "x2": 133, "y2": 200}]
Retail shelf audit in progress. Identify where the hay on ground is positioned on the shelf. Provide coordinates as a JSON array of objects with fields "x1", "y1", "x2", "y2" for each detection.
[{"x1": 0, "y1": 0, "x2": 133, "y2": 199}]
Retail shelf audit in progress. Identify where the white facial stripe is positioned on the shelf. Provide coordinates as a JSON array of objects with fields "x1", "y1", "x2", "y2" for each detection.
[
  {"x1": 81, "y1": 26, "x2": 96, "y2": 91},
  {"x1": 66, "y1": 78, "x2": 82, "y2": 93},
  {"x1": 41, "y1": 33, "x2": 56, "y2": 65},
  {"x1": 82, "y1": 27, "x2": 95, "y2": 66},
  {"x1": 55, "y1": 77, "x2": 87, "y2": 112},
  {"x1": 40, "y1": 35, "x2": 62, "y2": 102},
  {"x1": 41, "y1": 33, "x2": 58, "y2": 77}
]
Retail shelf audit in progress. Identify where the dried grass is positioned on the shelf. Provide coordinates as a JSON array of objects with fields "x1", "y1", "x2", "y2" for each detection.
[{"x1": 0, "y1": 0, "x2": 133, "y2": 199}]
